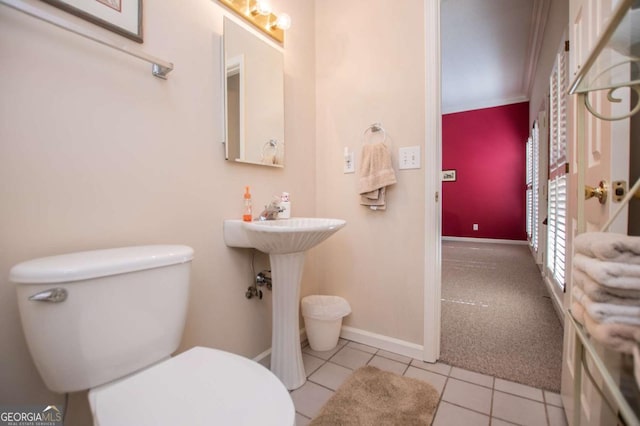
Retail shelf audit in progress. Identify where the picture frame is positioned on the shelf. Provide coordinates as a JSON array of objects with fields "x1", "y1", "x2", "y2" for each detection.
[
  {"x1": 41, "y1": 0, "x2": 143, "y2": 43},
  {"x1": 442, "y1": 169, "x2": 457, "y2": 182}
]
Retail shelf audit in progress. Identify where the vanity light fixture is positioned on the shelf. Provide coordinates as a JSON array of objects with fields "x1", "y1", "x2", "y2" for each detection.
[
  {"x1": 250, "y1": 0, "x2": 271, "y2": 16},
  {"x1": 271, "y1": 13, "x2": 291, "y2": 31},
  {"x1": 219, "y1": 0, "x2": 291, "y2": 43}
]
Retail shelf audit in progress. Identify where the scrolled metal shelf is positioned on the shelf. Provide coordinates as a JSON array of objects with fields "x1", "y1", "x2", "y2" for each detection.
[
  {"x1": 584, "y1": 84, "x2": 640, "y2": 121},
  {"x1": 581, "y1": 59, "x2": 640, "y2": 121}
]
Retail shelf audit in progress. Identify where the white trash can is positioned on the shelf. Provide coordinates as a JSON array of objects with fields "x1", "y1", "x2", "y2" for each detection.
[{"x1": 301, "y1": 295, "x2": 351, "y2": 351}]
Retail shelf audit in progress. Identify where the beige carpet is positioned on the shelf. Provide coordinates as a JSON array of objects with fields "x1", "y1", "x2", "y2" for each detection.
[
  {"x1": 310, "y1": 366, "x2": 440, "y2": 426},
  {"x1": 440, "y1": 241, "x2": 563, "y2": 391}
]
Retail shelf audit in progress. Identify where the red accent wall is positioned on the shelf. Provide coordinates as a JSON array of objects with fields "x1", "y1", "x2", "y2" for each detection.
[{"x1": 442, "y1": 102, "x2": 529, "y2": 240}]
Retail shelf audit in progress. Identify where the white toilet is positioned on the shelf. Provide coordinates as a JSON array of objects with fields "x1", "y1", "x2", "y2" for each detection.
[{"x1": 10, "y1": 245, "x2": 294, "y2": 426}]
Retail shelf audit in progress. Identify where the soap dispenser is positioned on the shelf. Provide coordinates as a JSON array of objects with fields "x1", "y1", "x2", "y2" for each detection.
[
  {"x1": 279, "y1": 192, "x2": 291, "y2": 219},
  {"x1": 243, "y1": 186, "x2": 253, "y2": 222}
]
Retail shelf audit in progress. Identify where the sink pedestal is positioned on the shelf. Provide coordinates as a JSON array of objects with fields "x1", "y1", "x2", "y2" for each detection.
[
  {"x1": 269, "y1": 252, "x2": 306, "y2": 390},
  {"x1": 222, "y1": 218, "x2": 347, "y2": 390}
]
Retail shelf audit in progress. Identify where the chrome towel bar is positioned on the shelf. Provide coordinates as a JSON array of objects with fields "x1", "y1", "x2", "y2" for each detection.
[{"x1": 0, "y1": 0, "x2": 174, "y2": 79}]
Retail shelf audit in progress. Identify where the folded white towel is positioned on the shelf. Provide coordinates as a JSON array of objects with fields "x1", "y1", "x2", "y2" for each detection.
[
  {"x1": 574, "y1": 232, "x2": 640, "y2": 264},
  {"x1": 571, "y1": 302, "x2": 640, "y2": 354},
  {"x1": 572, "y1": 301, "x2": 586, "y2": 324},
  {"x1": 574, "y1": 269, "x2": 640, "y2": 303},
  {"x1": 360, "y1": 187, "x2": 387, "y2": 210},
  {"x1": 573, "y1": 285, "x2": 640, "y2": 325},
  {"x1": 573, "y1": 253, "x2": 640, "y2": 289}
]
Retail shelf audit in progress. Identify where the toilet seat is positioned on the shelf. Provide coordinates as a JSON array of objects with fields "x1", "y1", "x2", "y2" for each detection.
[{"x1": 88, "y1": 346, "x2": 295, "y2": 426}]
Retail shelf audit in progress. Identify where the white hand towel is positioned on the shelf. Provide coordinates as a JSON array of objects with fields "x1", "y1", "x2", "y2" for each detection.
[
  {"x1": 358, "y1": 142, "x2": 397, "y2": 194},
  {"x1": 571, "y1": 302, "x2": 640, "y2": 354},
  {"x1": 573, "y1": 285, "x2": 640, "y2": 325},
  {"x1": 574, "y1": 268, "x2": 640, "y2": 303},
  {"x1": 574, "y1": 232, "x2": 640, "y2": 264},
  {"x1": 573, "y1": 253, "x2": 640, "y2": 289}
]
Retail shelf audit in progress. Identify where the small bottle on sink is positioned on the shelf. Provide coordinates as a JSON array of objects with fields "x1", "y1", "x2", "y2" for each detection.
[
  {"x1": 243, "y1": 186, "x2": 253, "y2": 222},
  {"x1": 279, "y1": 192, "x2": 291, "y2": 219}
]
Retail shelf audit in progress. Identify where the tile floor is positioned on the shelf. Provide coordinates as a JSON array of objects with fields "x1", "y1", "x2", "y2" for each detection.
[{"x1": 263, "y1": 339, "x2": 568, "y2": 426}]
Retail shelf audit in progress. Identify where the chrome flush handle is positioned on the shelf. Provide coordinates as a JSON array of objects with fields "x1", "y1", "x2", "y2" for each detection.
[{"x1": 28, "y1": 288, "x2": 68, "y2": 303}]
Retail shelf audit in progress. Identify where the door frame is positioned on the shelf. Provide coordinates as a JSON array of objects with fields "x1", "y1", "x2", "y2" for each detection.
[{"x1": 423, "y1": 0, "x2": 442, "y2": 362}]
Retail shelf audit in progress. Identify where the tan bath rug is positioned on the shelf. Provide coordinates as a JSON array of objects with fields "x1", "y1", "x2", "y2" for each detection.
[{"x1": 310, "y1": 366, "x2": 439, "y2": 425}]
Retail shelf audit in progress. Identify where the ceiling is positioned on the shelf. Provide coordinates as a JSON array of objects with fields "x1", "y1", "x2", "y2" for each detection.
[{"x1": 441, "y1": 0, "x2": 549, "y2": 114}]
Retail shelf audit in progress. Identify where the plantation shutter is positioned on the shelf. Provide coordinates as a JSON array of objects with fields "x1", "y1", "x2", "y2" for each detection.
[
  {"x1": 532, "y1": 121, "x2": 540, "y2": 251},
  {"x1": 527, "y1": 136, "x2": 533, "y2": 240},
  {"x1": 526, "y1": 122, "x2": 540, "y2": 252},
  {"x1": 548, "y1": 174, "x2": 567, "y2": 286},
  {"x1": 546, "y1": 46, "x2": 569, "y2": 290}
]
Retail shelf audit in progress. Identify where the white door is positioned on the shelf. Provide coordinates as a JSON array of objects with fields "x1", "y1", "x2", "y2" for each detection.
[{"x1": 561, "y1": 0, "x2": 631, "y2": 424}]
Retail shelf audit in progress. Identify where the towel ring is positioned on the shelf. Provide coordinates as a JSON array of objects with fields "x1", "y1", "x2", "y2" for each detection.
[{"x1": 363, "y1": 122, "x2": 387, "y2": 145}]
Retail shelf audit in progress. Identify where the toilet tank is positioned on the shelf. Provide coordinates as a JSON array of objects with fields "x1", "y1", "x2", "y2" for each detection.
[{"x1": 10, "y1": 245, "x2": 194, "y2": 393}]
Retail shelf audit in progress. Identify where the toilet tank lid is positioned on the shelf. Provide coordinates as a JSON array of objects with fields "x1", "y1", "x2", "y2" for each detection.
[{"x1": 10, "y1": 245, "x2": 194, "y2": 284}]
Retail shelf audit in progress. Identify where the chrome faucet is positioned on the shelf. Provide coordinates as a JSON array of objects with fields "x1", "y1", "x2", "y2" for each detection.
[{"x1": 258, "y1": 201, "x2": 283, "y2": 221}]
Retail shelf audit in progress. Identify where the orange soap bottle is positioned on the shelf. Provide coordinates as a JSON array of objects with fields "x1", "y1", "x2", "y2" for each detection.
[{"x1": 242, "y1": 186, "x2": 253, "y2": 222}]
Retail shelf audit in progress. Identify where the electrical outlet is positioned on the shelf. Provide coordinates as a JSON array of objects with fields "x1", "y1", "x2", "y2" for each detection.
[
  {"x1": 344, "y1": 152, "x2": 355, "y2": 173},
  {"x1": 473, "y1": 224, "x2": 479, "y2": 231},
  {"x1": 399, "y1": 146, "x2": 421, "y2": 170}
]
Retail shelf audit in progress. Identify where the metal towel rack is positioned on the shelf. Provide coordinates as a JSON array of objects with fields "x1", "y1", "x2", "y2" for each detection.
[
  {"x1": 363, "y1": 122, "x2": 388, "y2": 145},
  {"x1": 0, "y1": 0, "x2": 174, "y2": 79},
  {"x1": 567, "y1": 312, "x2": 640, "y2": 426}
]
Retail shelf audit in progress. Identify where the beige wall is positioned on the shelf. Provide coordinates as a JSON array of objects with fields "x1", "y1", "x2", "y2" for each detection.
[
  {"x1": 0, "y1": 0, "x2": 315, "y2": 423},
  {"x1": 314, "y1": 0, "x2": 427, "y2": 345},
  {"x1": 0, "y1": 0, "x2": 432, "y2": 422}
]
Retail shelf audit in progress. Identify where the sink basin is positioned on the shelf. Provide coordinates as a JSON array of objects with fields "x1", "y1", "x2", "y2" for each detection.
[
  {"x1": 223, "y1": 218, "x2": 346, "y2": 254},
  {"x1": 223, "y1": 217, "x2": 346, "y2": 390},
  {"x1": 242, "y1": 218, "x2": 346, "y2": 254}
]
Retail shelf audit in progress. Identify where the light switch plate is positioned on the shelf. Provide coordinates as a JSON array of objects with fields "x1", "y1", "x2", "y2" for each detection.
[
  {"x1": 344, "y1": 152, "x2": 355, "y2": 173},
  {"x1": 399, "y1": 146, "x2": 421, "y2": 170}
]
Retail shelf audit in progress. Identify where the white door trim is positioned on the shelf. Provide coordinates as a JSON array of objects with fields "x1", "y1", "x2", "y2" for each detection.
[{"x1": 423, "y1": 0, "x2": 442, "y2": 362}]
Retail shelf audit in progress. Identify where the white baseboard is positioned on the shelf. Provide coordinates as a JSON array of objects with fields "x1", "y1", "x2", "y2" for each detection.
[
  {"x1": 253, "y1": 347, "x2": 271, "y2": 364},
  {"x1": 543, "y1": 275, "x2": 565, "y2": 327},
  {"x1": 340, "y1": 325, "x2": 425, "y2": 360},
  {"x1": 253, "y1": 328, "x2": 308, "y2": 364},
  {"x1": 442, "y1": 236, "x2": 528, "y2": 245},
  {"x1": 254, "y1": 326, "x2": 424, "y2": 363}
]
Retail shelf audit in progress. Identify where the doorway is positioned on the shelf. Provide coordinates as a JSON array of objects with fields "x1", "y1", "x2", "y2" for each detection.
[{"x1": 434, "y1": 0, "x2": 565, "y2": 390}]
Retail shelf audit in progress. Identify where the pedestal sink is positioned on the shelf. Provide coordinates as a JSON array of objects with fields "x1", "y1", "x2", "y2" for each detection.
[{"x1": 223, "y1": 218, "x2": 346, "y2": 389}]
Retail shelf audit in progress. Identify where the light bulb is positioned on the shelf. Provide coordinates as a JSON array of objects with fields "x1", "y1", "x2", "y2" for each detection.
[
  {"x1": 252, "y1": 0, "x2": 272, "y2": 16},
  {"x1": 274, "y1": 13, "x2": 291, "y2": 30}
]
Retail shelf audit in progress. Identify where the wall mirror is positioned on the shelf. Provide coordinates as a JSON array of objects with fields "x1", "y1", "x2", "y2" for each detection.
[{"x1": 223, "y1": 17, "x2": 285, "y2": 167}]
